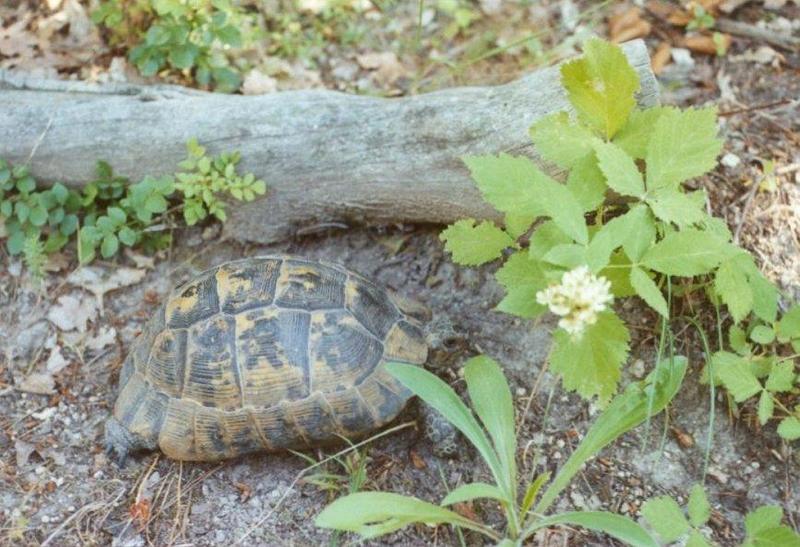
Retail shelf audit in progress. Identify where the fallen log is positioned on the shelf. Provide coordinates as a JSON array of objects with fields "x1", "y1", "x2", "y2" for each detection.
[{"x1": 0, "y1": 40, "x2": 658, "y2": 243}]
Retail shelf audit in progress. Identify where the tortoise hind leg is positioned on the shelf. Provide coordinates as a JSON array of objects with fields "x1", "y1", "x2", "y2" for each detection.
[{"x1": 104, "y1": 417, "x2": 137, "y2": 467}]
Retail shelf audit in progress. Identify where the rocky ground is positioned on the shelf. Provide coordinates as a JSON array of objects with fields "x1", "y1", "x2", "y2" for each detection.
[{"x1": 1, "y1": 1, "x2": 799, "y2": 546}]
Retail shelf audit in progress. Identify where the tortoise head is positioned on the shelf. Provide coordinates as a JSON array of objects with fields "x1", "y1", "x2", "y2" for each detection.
[
  {"x1": 104, "y1": 416, "x2": 158, "y2": 467},
  {"x1": 424, "y1": 314, "x2": 470, "y2": 369}
]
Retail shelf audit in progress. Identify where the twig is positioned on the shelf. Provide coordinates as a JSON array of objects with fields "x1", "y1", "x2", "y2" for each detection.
[
  {"x1": 718, "y1": 99, "x2": 795, "y2": 117},
  {"x1": 715, "y1": 18, "x2": 800, "y2": 51}
]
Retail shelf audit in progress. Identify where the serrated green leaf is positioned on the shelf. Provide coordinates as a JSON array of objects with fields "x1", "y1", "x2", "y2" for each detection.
[
  {"x1": 729, "y1": 324, "x2": 751, "y2": 356},
  {"x1": 440, "y1": 219, "x2": 513, "y2": 266},
  {"x1": 687, "y1": 484, "x2": 711, "y2": 527},
  {"x1": 566, "y1": 154, "x2": 607, "y2": 212},
  {"x1": 550, "y1": 311, "x2": 630, "y2": 404},
  {"x1": 758, "y1": 390, "x2": 774, "y2": 426},
  {"x1": 749, "y1": 269, "x2": 778, "y2": 324},
  {"x1": 714, "y1": 351, "x2": 762, "y2": 401},
  {"x1": 646, "y1": 188, "x2": 706, "y2": 228},
  {"x1": 621, "y1": 204, "x2": 655, "y2": 262},
  {"x1": 504, "y1": 213, "x2": 533, "y2": 239},
  {"x1": 687, "y1": 530, "x2": 712, "y2": 547},
  {"x1": 777, "y1": 417, "x2": 800, "y2": 441},
  {"x1": 641, "y1": 229, "x2": 735, "y2": 276},
  {"x1": 745, "y1": 506, "x2": 784, "y2": 537},
  {"x1": 765, "y1": 362, "x2": 795, "y2": 393},
  {"x1": 645, "y1": 107, "x2": 722, "y2": 191},
  {"x1": 630, "y1": 267, "x2": 668, "y2": 317},
  {"x1": 537, "y1": 178, "x2": 588, "y2": 245},
  {"x1": 601, "y1": 250, "x2": 636, "y2": 297},
  {"x1": 777, "y1": 306, "x2": 800, "y2": 342},
  {"x1": 748, "y1": 525, "x2": 800, "y2": 547},
  {"x1": 529, "y1": 221, "x2": 571, "y2": 261},
  {"x1": 750, "y1": 325, "x2": 775, "y2": 345},
  {"x1": 715, "y1": 257, "x2": 754, "y2": 323},
  {"x1": 495, "y1": 251, "x2": 548, "y2": 318},
  {"x1": 529, "y1": 112, "x2": 596, "y2": 169},
  {"x1": 560, "y1": 38, "x2": 640, "y2": 139},
  {"x1": 586, "y1": 211, "x2": 639, "y2": 272},
  {"x1": 463, "y1": 154, "x2": 545, "y2": 223},
  {"x1": 613, "y1": 107, "x2": 669, "y2": 159},
  {"x1": 641, "y1": 496, "x2": 689, "y2": 542},
  {"x1": 593, "y1": 140, "x2": 644, "y2": 198},
  {"x1": 543, "y1": 243, "x2": 586, "y2": 269},
  {"x1": 466, "y1": 154, "x2": 587, "y2": 244}
]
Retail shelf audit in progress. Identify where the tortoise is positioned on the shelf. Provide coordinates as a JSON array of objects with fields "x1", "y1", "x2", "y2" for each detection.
[{"x1": 104, "y1": 255, "x2": 460, "y2": 463}]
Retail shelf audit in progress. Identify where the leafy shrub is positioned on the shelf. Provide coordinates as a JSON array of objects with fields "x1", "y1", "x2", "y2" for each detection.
[
  {"x1": 0, "y1": 139, "x2": 267, "y2": 269},
  {"x1": 92, "y1": 0, "x2": 250, "y2": 91},
  {"x1": 641, "y1": 484, "x2": 800, "y2": 546},
  {"x1": 316, "y1": 354, "x2": 687, "y2": 544},
  {"x1": 438, "y1": 39, "x2": 798, "y2": 419}
]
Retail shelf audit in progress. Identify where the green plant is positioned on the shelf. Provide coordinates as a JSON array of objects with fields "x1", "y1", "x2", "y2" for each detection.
[
  {"x1": 0, "y1": 160, "x2": 81, "y2": 257},
  {"x1": 641, "y1": 484, "x2": 800, "y2": 546},
  {"x1": 92, "y1": 0, "x2": 250, "y2": 91},
  {"x1": 295, "y1": 447, "x2": 371, "y2": 499},
  {"x1": 438, "y1": 38, "x2": 784, "y2": 408},
  {"x1": 315, "y1": 354, "x2": 687, "y2": 545},
  {"x1": 708, "y1": 307, "x2": 800, "y2": 441},
  {"x1": 175, "y1": 138, "x2": 266, "y2": 225},
  {"x1": 687, "y1": 5, "x2": 715, "y2": 31},
  {"x1": 1, "y1": 139, "x2": 266, "y2": 269}
]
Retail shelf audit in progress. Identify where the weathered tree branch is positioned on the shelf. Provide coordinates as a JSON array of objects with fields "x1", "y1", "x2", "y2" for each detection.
[{"x1": 0, "y1": 40, "x2": 658, "y2": 243}]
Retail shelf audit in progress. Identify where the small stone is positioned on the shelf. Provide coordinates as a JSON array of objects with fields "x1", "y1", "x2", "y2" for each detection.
[
  {"x1": 242, "y1": 70, "x2": 277, "y2": 95},
  {"x1": 671, "y1": 48, "x2": 695, "y2": 68},
  {"x1": 721, "y1": 153, "x2": 741, "y2": 168}
]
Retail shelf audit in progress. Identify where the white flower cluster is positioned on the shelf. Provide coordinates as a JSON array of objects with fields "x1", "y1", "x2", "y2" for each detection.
[{"x1": 536, "y1": 266, "x2": 614, "y2": 337}]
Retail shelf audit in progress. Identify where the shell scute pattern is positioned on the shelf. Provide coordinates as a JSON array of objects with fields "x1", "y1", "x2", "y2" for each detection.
[
  {"x1": 112, "y1": 256, "x2": 428, "y2": 461},
  {"x1": 235, "y1": 307, "x2": 310, "y2": 405},
  {"x1": 166, "y1": 270, "x2": 220, "y2": 329}
]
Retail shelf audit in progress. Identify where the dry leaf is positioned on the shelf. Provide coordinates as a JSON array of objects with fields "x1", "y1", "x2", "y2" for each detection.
[
  {"x1": 86, "y1": 326, "x2": 117, "y2": 351},
  {"x1": 684, "y1": 33, "x2": 730, "y2": 55},
  {"x1": 409, "y1": 449, "x2": 427, "y2": 470},
  {"x1": 46, "y1": 345, "x2": 70, "y2": 373},
  {"x1": 0, "y1": 18, "x2": 37, "y2": 59},
  {"x1": 609, "y1": 7, "x2": 652, "y2": 43},
  {"x1": 68, "y1": 266, "x2": 146, "y2": 312},
  {"x1": 47, "y1": 293, "x2": 98, "y2": 332},
  {"x1": 18, "y1": 372, "x2": 56, "y2": 394},
  {"x1": 651, "y1": 41, "x2": 672, "y2": 74}
]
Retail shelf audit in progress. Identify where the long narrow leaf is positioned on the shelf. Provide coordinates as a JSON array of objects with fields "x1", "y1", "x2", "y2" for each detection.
[
  {"x1": 315, "y1": 492, "x2": 492, "y2": 540},
  {"x1": 463, "y1": 356, "x2": 517, "y2": 499},
  {"x1": 533, "y1": 356, "x2": 687, "y2": 516},
  {"x1": 386, "y1": 363, "x2": 505, "y2": 491},
  {"x1": 524, "y1": 511, "x2": 658, "y2": 547},
  {"x1": 520, "y1": 473, "x2": 551, "y2": 517},
  {"x1": 441, "y1": 482, "x2": 505, "y2": 506}
]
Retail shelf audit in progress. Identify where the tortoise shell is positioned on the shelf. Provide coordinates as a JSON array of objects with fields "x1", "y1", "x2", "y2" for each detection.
[{"x1": 111, "y1": 256, "x2": 426, "y2": 461}]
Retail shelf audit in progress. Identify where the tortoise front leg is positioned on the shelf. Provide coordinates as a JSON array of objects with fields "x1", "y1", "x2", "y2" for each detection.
[{"x1": 418, "y1": 402, "x2": 461, "y2": 459}]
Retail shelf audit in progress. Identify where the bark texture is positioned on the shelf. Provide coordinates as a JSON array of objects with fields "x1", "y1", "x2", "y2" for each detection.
[{"x1": 0, "y1": 40, "x2": 658, "y2": 243}]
